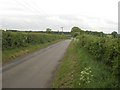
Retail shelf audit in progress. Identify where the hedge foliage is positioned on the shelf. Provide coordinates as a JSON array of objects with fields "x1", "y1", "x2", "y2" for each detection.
[
  {"x1": 2, "y1": 31, "x2": 66, "y2": 50},
  {"x1": 77, "y1": 34, "x2": 120, "y2": 86}
]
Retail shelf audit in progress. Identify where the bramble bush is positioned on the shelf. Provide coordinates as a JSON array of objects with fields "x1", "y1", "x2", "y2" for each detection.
[{"x1": 77, "y1": 34, "x2": 120, "y2": 86}]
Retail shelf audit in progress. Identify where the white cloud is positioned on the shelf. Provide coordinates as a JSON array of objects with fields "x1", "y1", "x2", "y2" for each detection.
[{"x1": 0, "y1": 0, "x2": 119, "y2": 33}]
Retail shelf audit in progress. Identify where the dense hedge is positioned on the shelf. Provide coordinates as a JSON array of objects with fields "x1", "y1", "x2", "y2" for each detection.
[
  {"x1": 77, "y1": 34, "x2": 120, "y2": 86},
  {"x1": 2, "y1": 31, "x2": 66, "y2": 50}
]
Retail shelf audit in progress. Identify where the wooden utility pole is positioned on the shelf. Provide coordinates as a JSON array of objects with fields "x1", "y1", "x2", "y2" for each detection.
[{"x1": 61, "y1": 27, "x2": 63, "y2": 32}]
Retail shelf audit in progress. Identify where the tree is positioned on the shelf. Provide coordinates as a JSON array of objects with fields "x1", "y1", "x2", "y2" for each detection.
[
  {"x1": 71, "y1": 27, "x2": 82, "y2": 37},
  {"x1": 71, "y1": 27, "x2": 82, "y2": 33},
  {"x1": 46, "y1": 28, "x2": 52, "y2": 33}
]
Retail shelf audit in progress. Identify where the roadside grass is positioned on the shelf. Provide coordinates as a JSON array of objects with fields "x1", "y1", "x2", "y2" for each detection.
[
  {"x1": 52, "y1": 40, "x2": 118, "y2": 88},
  {"x1": 2, "y1": 39, "x2": 64, "y2": 65}
]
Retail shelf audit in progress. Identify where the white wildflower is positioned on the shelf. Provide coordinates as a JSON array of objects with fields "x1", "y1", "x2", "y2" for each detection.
[
  {"x1": 81, "y1": 71, "x2": 83, "y2": 74},
  {"x1": 87, "y1": 81, "x2": 90, "y2": 83}
]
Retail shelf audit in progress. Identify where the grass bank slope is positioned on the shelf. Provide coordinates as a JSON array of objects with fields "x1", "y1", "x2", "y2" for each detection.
[{"x1": 53, "y1": 40, "x2": 118, "y2": 88}]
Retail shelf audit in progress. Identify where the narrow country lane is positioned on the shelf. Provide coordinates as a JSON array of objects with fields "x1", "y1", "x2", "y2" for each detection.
[{"x1": 3, "y1": 40, "x2": 71, "y2": 88}]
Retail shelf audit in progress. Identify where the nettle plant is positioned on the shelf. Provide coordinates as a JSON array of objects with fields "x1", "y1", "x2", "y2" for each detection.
[{"x1": 78, "y1": 67, "x2": 93, "y2": 86}]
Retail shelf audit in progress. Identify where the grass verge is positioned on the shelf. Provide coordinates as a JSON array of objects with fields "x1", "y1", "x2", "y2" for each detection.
[
  {"x1": 3, "y1": 39, "x2": 64, "y2": 65},
  {"x1": 52, "y1": 40, "x2": 118, "y2": 88}
]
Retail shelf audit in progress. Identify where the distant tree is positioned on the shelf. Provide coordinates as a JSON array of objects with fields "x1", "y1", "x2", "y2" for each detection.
[
  {"x1": 46, "y1": 28, "x2": 52, "y2": 33},
  {"x1": 71, "y1": 27, "x2": 82, "y2": 37},
  {"x1": 71, "y1": 27, "x2": 82, "y2": 33},
  {"x1": 111, "y1": 31, "x2": 118, "y2": 38}
]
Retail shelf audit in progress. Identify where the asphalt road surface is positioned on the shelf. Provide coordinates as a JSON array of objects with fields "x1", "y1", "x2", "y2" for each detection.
[{"x1": 2, "y1": 40, "x2": 71, "y2": 88}]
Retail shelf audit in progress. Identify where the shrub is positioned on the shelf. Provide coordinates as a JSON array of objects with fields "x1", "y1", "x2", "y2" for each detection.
[
  {"x1": 2, "y1": 31, "x2": 66, "y2": 50},
  {"x1": 77, "y1": 34, "x2": 120, "y2": 86}
]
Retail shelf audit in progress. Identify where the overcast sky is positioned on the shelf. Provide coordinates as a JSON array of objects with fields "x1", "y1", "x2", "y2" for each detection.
[{"x1": 0, "y1": 0, "x2": 119, "y2": 33}]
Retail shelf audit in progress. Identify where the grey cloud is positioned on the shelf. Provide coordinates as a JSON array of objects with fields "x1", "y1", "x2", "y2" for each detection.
[{"x1": 0, "y1": 15, "x2": 118, "y2": 33}]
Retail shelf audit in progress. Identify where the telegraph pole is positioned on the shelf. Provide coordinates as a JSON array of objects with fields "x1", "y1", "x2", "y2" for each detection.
[{"x1": 61, "y1": 27, "x2": 63, "y2": 33}]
